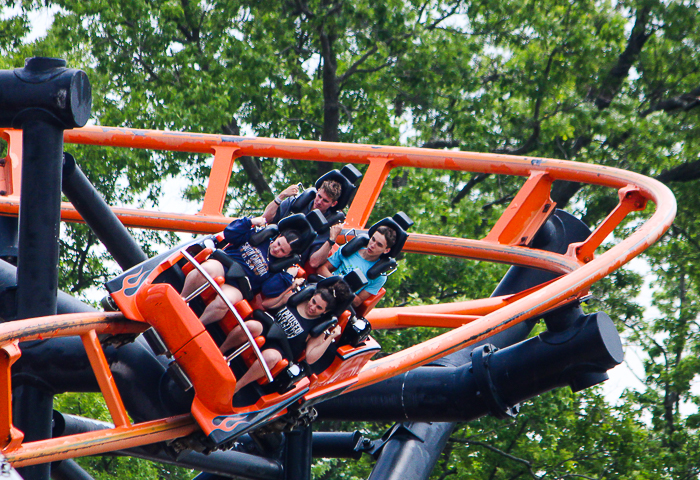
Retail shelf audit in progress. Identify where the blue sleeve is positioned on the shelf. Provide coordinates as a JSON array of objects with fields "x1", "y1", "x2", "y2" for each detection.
[
  {"x1": 327, "y1": 248, "x2": 342, "y2": 269},
  {"x1": 261, "y1": 271, "x2": 294, "y2": 298},
  {"x1": 363, "y1": 273, "x2": 387, "y2": 296},
  {"x1": 223, "y1": 217, "x2": 252, "y2": 247}
]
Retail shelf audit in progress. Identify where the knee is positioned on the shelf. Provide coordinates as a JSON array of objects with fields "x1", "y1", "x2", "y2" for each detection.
[
  {"x1": 263, "y1": 349, "x2": 282, "y2": 366},
  {"x1": 208, "y1": 296, "x2": 228, "y2": 313},
  {"x1": 204, "y1": 259, "x2": 225, "y2": 277},
  {"x1": 246, "y1": 320, "x2": 263, "y2": 337}
]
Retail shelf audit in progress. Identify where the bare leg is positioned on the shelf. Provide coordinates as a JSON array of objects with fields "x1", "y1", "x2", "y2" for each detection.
[
  {"x1": 198, "y1": 284, "x2": 244, "y2": 326},
  {"x1": 181, "y1": 259, "x2": 225, "y2": 299},
  {"x1": 220, "y1": 320, "x2": 263, "y2": 354},
  {"x1": 234, "y1": 349, "x2": 283, "y2": 394}
]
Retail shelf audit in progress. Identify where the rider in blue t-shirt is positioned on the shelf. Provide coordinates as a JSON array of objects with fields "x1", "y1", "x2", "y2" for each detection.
[{"x1": 317, "y1": 225, "x2": 397, "y2": 308}]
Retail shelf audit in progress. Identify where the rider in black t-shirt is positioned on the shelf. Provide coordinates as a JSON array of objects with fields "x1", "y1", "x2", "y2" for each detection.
[{"x1": 233, "y1": 279, "x2": 353, "y2": 393}]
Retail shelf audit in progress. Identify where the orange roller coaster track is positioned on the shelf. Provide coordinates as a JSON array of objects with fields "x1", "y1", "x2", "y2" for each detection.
[{"x1": 0, "y1": 126, "x2": 676, "y2": 465}]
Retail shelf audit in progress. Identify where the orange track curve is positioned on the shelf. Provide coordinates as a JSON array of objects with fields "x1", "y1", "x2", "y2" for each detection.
[{"x1": 0, "y1": 126, "x2": 676, "y2": 463}]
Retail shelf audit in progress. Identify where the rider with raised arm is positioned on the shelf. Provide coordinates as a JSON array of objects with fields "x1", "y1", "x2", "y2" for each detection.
[{"x1": 262, "y1": 165, "x2": 362, "y2": 269}]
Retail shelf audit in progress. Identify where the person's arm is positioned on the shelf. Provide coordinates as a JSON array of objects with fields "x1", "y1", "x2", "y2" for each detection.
[
  {"x1": 223, "y1": 216, "x2": 253, "y2": 247},
  {"x1": 352, "y1": 272, "x2": 388, "y2": 307},
  {"x1": 262, "y1": 185, "x2": 299, "y2": 224},
  {"x1": 261, "y1": 278, "x2": 304, "y2": 309},
  {"x1": 260, "y1": 266, "x2": 301, "y2": 309},
  {"x1": 317, "y1": 261, "x2": 336, "y2": 278},
  {"x1": 308, "y1": 224, "x2": 343, "y2": 269},
  {"x1": 305, "y1": 325, "x2": 342, "y2": 364},
  {"x1": 352, "y1": 289, "x2": 372, "y2": 308}
]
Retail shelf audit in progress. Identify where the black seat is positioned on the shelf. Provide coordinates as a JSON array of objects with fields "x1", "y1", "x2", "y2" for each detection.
[{"x1": 290, "y1": 164, "x2": 363, "y2": 215}]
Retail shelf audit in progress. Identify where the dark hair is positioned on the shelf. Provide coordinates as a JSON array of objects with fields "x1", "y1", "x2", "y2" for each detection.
[
  {"x1": 376, "y1": 225, "x2": 397, "y2": 249},
  {"x1": 315, "y1": 279, "x2": 353, "y2": 313},
  {"x1": 280, "y1": 229, "x2": 300, "y2": 254},
  {"x1": 319, "y1": 180, "x2": 342, "y2": 202}
]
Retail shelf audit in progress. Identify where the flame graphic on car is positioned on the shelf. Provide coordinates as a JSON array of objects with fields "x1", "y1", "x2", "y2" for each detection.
[{"x1": 122, "y1": 267, "x2": 150, "y2": 297}]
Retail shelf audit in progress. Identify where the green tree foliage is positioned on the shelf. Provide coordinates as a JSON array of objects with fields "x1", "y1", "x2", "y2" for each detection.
[{"x1": 5, "y1": 0, "x2": 700, "y2": 478}]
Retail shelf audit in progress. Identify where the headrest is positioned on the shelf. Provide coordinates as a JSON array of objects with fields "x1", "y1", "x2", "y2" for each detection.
[
  {"x1": 367, "y1": 212, "x2": 413, "y2": 259},
  {"x1": 306, "y1": 209, "x2": 328, "y2": 233},
  {"x1": 341, "y1": 269, "x2": 368, "y2": 293},
  {"x1": 288, "y1": 284, "x2": 316, "y2": 307},
  {"x1": 268, "y1": 254, "x2": 301, "y2": 274},
  {"x1": 307, "y1": 208, "x2": 346, "y2": 233},
  {"x1": 314, "y1": 164, "x2": 363, "y2": 212},
  {"x1": 339, "y1": 234, "x2": 369, "y2": 258},
  {"x1": 290, "y1": 187, "x2": 317, "y2": 214},
  {"x1": 249, "y1": 224, "x2": 280, "y2": 247},
  {"x1": 367, "y1": 257, "x2": 397, "y2": 280},
  {"x1": 277, "y1": 212, "x2": 318, "y2": 254},
  {"x1": 294, "y1": 271, "x2": 366, "y2": 316}
]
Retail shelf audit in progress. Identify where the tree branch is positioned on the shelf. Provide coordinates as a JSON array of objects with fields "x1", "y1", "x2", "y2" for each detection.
[
  {"x1": 640, "y1": 86, "x2": 700, "y2": 117},
  {"x1": 593, "y1": 6, "x2": 653, "y2": 109},
  {"x1": 451, "y1": 173, "x2": 490, "y2": 205},
  {"x1": 455, "y1": 439, "x2": 540, "y2": 479},
  {"x1": 482, "y1": 194, "x2": 515, "y2": 212},
  {"x1": 493, "y1": 45, "x2": 559, "y2": 155},
  {"x1": 655, "y1": 158, "x2": 700, "y2": 183}
]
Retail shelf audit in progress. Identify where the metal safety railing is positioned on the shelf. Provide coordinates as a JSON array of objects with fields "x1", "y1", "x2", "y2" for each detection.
[{"x1": 179, "y1": 249, "x2": 273, "y2": 382}]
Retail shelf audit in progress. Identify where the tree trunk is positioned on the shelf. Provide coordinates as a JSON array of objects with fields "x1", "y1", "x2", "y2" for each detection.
[{"x1": 223, "y1": 120, "x2": 273, "y2": 202}]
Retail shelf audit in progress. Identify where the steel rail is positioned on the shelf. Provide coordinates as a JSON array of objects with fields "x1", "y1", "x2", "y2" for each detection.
[
  {"x1": 349, "y1": 169, "x2": 675, "y2": 391},
  {"x1": 0, "y1": 125, "x2": 677, "y2": 458},
  {"x1": 0, "y1": 312, "x2": 197, "y2": 466},
  {"x1": 2, "y1": 125, "x2": 677, "y2": 385},
  {"x1": 5, "y1": 414, "x2": 197, "y2": 468}
]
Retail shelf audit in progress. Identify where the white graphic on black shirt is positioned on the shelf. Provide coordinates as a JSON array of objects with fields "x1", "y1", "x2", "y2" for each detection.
[{"x1": 275, "y1": 307, "x2": 304, "y2": 339}]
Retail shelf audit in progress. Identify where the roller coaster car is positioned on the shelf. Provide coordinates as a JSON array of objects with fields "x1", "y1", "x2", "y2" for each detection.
[{"x1": 105, "y1": 216, "x2": 381, "y2": 447}]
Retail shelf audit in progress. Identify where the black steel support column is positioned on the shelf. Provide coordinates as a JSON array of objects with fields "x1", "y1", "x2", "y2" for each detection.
[
  {"x1": 358, "y1": 210, "x2": 594, "y2": 480},
  {"x1": 16, "y1": 118, "x2": 64, "y2": 318},
  {"x1": 62, "y1": 153, "x2": 147, "y2": 270},
  {"x1": 284, "y1": 426, "x2": 313, "y2": 480},
  {"x1": 368, "y1": 423, "x2": 453, "y2": 480},
  {"x1": 0, "y1": 57, "x2": 91, "y2": 480}
]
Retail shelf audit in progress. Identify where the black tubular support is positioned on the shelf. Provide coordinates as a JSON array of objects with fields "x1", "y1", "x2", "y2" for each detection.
[
  {"x1": 0, "y1": 58, "x2": 91, "y2": 130},
  {"x1": 0, "y1": 57, "x2": 91, "y2": 480},
  {"x1": 284, "y1": 426, "x2": 313, "y2": 480},
  {"x1": 315, "y1": 309, "x2": 622, "y2": 422},
  {"x1": 312, "y1": 431, "x2": 370, "y2": 459},
  {"x1": 368, "y1": 423, "x2": 454, "y2": 480},
  {"x1": 50, "y1": 460, "x2": 95, "y2": 480},
  {"x1": 355, "y1": 210, "x2": 597, "y2": 479},
  {"x1": 62, "y1": 153, "x2": 147, "y2": 270}
]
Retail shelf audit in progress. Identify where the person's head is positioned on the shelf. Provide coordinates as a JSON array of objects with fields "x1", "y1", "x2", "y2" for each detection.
[
  {"x1": 269, "y1": 229, "x2": 300, "y2": 258},
  {"x1": 312, "y1": 180, "x2": 342, "y2": 213},
  {"x1": 304, "y1": 280, "x2": 353, "y2": 318},
  {"x1": 365, "y1": 226, "x2": 396, "y2": 259}
]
